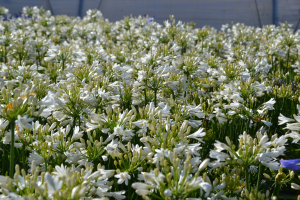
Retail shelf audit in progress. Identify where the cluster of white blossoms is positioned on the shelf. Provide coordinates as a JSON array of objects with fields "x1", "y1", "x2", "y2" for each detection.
[{"x1": 0, "y1": 5, "x2": 300, "y2": 200}]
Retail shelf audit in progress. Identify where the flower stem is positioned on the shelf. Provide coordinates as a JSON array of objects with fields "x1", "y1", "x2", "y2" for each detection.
[
  {"x1": 245, "y1": 169, "x2": 250, "y2": 191},
  {"x1": 45, "y1": 158, "x2": 48, "y2": 172},
  {"x1": 22, "y1": 145, "x2": 26, "y2": 172},
  {"x1": 144, "y1": 89, "x2": 147, "y2": 105},
  {"x1": 273, "y1": 182, "x2": 280, "y2": 198},
  {"x1": 256, "y1": 164, "x2": 264, "y2": 191},
  {"x1": 154, "y1": 90, "x2": 157, "y2": 107},
  {"x1": 9, "y1": 121, "x2": 15, "y2": 178}
]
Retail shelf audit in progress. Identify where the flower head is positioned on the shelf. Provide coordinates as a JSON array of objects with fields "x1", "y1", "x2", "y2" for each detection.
[{"x1": 280, "y1": 159, "x2": 300, "y2": 171}]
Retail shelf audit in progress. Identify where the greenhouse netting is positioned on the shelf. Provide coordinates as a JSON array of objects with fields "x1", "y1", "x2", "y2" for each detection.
[{"x1": 0, "y1": 0, "x2": 300, "y2": 30}]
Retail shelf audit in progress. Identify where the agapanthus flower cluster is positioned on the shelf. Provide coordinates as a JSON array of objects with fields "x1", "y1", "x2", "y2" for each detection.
[{"x1": 0, "y1": 5, "x2": 300, "y2": 199}]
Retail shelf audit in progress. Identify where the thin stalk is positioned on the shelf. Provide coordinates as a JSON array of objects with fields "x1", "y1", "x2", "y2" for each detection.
[
  {"x1": 22, "y1": 145, "x2": 26, "y2": 172},
  {"x1": 62, "y1": 60, "x2": 65, "y2": 71},
  {"x1": 45, "y1": 158, "x2": 48, "y2": 172},
  {"x1": 286, "y1": 48, "x2": 290, "y2": 68},
  {"x1": 276, "y1": 183, "x2": 280, "y2": 198},
  {"x1": 256, "y1": 164, "x2": 264, "y2": 190},
  {"x1": 271, "y1": 55, "x2": 274, "y2": 74},
  {"x1": 286, "y1": 48, "x2": 291, "y2": 81},
  {"x1": 72, "y1": 116, "x2": 77, "y2": 135},
  {"x1": 245, "y1": 167, "x2": 250, "y2": 190},
  {"x1": 154, "y1": 90, "x2": 157, "y2": 107},
  {"x1": 1, "y1": 143, "x2": 4, "y2": 174},
  {"x1": 9, "y1": 121, "x2": 15, "y2": 178},
  {"x1": 144, "y1": 89, "x2": 147, "y2": 105},
  {"x1": 273, "y1": 182, "x2": 280, "y2": 198},
  {"x1": 4, "y1": 46, "x2": 7, "y2": 64}
]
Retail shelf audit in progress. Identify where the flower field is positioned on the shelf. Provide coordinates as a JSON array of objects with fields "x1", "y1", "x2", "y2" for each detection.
[{"x1": 1, "y1": 6, "x2": 300, "y2": 200}]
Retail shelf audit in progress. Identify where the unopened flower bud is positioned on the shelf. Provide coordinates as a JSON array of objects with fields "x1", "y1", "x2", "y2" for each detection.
[
  {"x1": 154, "y1": 168, "x2": 159, "y2": 177},
  {"x1": 263, "y1": 173, "x2": 272, "y2": 180},
  {"x1": 291, "y1": 183, "x2": 300, "y2": 190},
  {"x1": 225, "y1": 136, "x2": 232, "y2": 146},
  {"x1": 220, "y1": 143, "x2": 231, "y2": 151},
  {"x1": 266, "y1": 190, "x2": 270, "y2": 197},
  {"x1": 163, "y1": 189, "x2": 172, "y2": 197},
  {"x1": 198, "y1": 158, "x2": 210, "y2": 172},
  {"x1": 290, "y1": 171, "x2": 295, "y2": 179}
]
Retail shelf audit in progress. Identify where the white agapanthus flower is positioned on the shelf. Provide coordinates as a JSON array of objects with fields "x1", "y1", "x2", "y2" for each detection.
[{"x1": 114, "y1": 172, "x2": 131, "y2": 185}]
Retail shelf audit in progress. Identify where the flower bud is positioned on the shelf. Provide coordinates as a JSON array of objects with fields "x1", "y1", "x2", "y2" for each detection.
[
  {"x1": 292, "y1": 183, "x2": 300, "y2": 190},
  {"x1": 225, "y1": 136, "x2": 232, "y2": 146},
  {"x1": 198, "y1": 158, "x2": 210, "y2": 172},
  {"x1": 154, "y1": 168, "x2": 159, "y2": 177},
  {"x1": 263, "y1": 173, "x2": 272, "y2": 180},
  {"x1": 220, "y1": 143, "x2": 231, "y2": 151},
  {"x1": 266, "y1": 190, "x2": 270, "y2": 197},
  {"x1": 290, "y1": 170, "x2": 295, "y2": 179},
  {"x1": 163, "y1": 189, "x2": 172, "y2": 197}
]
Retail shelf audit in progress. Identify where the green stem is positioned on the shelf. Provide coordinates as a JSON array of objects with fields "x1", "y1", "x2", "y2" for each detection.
[
  {"x1": 45, "y1": 158, "x2": 48, "y2": 172},
  {"x1": 273, "y1": 182, "x2": 280, "y2": 198},
  {"x1": 22, "y1": 144, "x2": 26, "y2": 172},
  {"x1": 276, "y1": 183, "x2": 280, "y2": 198},
  {"x1": 286, "y1": 48, "x2": 290, "y2": 69},
  {"x1": 256, "y1": 164, "x2": 264, "y2": 191},
  {"x1": 9, "y1": 121, "x2": 15, "y2": 178},
  {"x1": 154, "y1": 90, "x2": 157, "y2": 107},
  {"x1": 245, "y1": 168, "x2": 250, "y2": 191},
  {"x1": 1, "y1": 143, "x2": 4, "y2": 175},
  {"x1": 72, "y1": 116, "x2": 77, "y2": 134},
  {"x1": 144, "y1": 89, "x2": 147, "y2": 105},
  {"x1": 62, "y1": 59, "x2": 65, "y2": 71}
]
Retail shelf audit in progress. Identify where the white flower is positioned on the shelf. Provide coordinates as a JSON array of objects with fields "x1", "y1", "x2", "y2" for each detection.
[
  {"x1": 261, "y1": 120, "x2": 272, "y2": 127},
  {"x1": 2, "y1": 131, "x2": 19, "y2": 144},
  {"x1": 257, "y1": 152, "x2": 280, "y2": 170},
  {"x1": 262, "y1": 98, "x2": 276, "y2": 110},
  {"x1": 0, "y1": 118, "x2": 9, "y2": 131},
  {"x1": 44, "y1": 172, "x2": 63, "y2": 197},
  {"x1": 209, "y1": 150, "x2": 229, "y2": 162},
  {"x1": 71, "y1": 126, "x2": 84, "y2": 141},
  {"x1": 15, "y1": 115, "x2": 33, "y2": 132},
  {"x1": 114, "y1": 172, "x2": 131, "y2": 185},
  {"x1": 286, "y1": 131, "x2": 300, "y2": 143},
  {"x1": 71, "y1": 186, "x2": 85, "y2": 199},
  {"x1": 102, "y1": 155, "x2": 108, "y2": 161},
  {"x1": 278, "y1": 113, "x2": 294, "y2": 125},
  {"x1": 28, "y1": 152, "x2": 44, "y2": 166},
  {"x1": 104, "y1": 139, "x2": 119, "y2": 156},
  {"x1": 186, "y1": 128, "x2": 206, "y2": 142},
  {"x1": 200, "y1": 182, "x2": 212, "y2": 193},
  {"x1": 86, "y1": 122, "x2": 101, "y2": 132},
  {"x1": 113, "y1": 125, "x2": 125, "y2": 136},
  {"x1": 249, "y1": 165, "x2": 258, "y2": 174},
  {"x1": 52, "y1": 164, "x2": 73, "y2": 178},
  {"x1": 214, "y1": 141, "x2": 231, "y2": 152}
]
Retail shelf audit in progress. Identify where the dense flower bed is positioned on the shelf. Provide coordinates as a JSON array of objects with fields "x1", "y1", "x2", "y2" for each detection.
[{"x1": 0, "y1": 6, "x2": 300, "y2": 200}]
